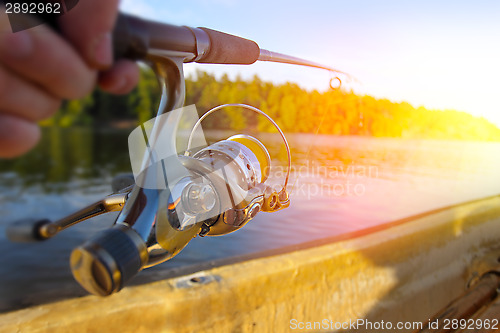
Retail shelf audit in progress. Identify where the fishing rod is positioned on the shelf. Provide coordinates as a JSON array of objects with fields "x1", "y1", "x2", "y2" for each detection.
[
  {"x1": 7, "y1": 12, "x2": 348, "y2": 296},
  {"x1": 112, "y1": 13, "x2": 346, "y2": 74}
]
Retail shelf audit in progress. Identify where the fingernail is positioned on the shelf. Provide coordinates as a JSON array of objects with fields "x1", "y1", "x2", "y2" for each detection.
[
  {"x1": 2, "y1": 31, "x2": 32, "y2": 58},
  {"x1": 93, "y1": 32, "x2": 112, "y2": 67}
]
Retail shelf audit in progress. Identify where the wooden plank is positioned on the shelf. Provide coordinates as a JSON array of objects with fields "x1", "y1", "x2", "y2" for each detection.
[{"x1": 2, "y1": 196, "x2": 500, "y2": 333}]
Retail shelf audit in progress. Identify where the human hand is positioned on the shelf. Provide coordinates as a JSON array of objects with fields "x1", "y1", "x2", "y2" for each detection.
[{"x1": 0, "y1": 0, "x2": 140, "y2": 158}]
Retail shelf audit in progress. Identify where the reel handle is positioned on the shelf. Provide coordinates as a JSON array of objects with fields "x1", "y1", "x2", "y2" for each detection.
[{"x1": 5, "y1": 192, "x2": 129, "y2": 243}]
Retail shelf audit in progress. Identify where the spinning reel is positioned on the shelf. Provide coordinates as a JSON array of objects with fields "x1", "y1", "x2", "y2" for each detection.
[
  {"x1": 6, "y1": 12, "x2": 346, "y2": 296},
  {"x1": 7, "y1": 103, "x2": 290, "y2": 296}
]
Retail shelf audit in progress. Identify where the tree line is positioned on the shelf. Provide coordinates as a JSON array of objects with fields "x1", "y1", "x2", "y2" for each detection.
[{"x1": 41, "y1": 68, "x2": 500, "y2": 141}]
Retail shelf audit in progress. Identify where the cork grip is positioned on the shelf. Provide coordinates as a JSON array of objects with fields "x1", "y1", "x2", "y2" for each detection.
[{"x1": 197, "y1": 27, "x2": 260, "y2": 64}]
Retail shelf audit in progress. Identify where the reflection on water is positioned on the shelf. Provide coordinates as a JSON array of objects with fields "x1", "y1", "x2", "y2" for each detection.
[
  {"x1": 0, "y1": 127, "x2": 131, "y2": 191},
  {"x1": 0, "y1": 127, "x2": 500, "y2": 311}
]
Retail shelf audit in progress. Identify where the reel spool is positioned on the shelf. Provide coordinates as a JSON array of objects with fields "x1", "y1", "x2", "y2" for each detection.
[{"x1": 168, "y1": 134, "x2": 272, "y2": 234}]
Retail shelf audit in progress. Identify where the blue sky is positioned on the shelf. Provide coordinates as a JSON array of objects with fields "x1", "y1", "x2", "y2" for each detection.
[{"x1": 121, "y1": 0, "x2": 500, "y2": 126}]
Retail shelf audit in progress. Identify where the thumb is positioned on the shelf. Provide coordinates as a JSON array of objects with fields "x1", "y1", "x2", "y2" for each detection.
[{"x1": 58, "y1": 0, "x2": 120, "y2": 69}]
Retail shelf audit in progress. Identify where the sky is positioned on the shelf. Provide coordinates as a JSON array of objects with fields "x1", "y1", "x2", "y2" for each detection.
[{"x1": 120, "y1": 0, "x2": 500, "y2": 127}]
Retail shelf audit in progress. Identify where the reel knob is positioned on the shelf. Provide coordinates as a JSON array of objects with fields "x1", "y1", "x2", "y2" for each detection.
[
  {"x1": 6, "y1": 218, "x2": 53, "y2": 242},
  {"x1": 70, "y1": 224, "x2": 148, "y2": 296}
]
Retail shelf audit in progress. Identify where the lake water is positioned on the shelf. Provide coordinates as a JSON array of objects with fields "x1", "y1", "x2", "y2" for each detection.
[{"x1": 1, "y1": 127, "x2": 500, "y2": 311}]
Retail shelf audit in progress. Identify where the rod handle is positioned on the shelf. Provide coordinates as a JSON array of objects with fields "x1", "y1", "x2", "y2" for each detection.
[{"x1": 113, "y1": 13, "x2": 260, "y2": 64}]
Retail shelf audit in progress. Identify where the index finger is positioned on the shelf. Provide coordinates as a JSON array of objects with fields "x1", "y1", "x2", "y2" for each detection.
[{"x1": 58, "y1": 0, "x2": 120, "y2": 69}]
